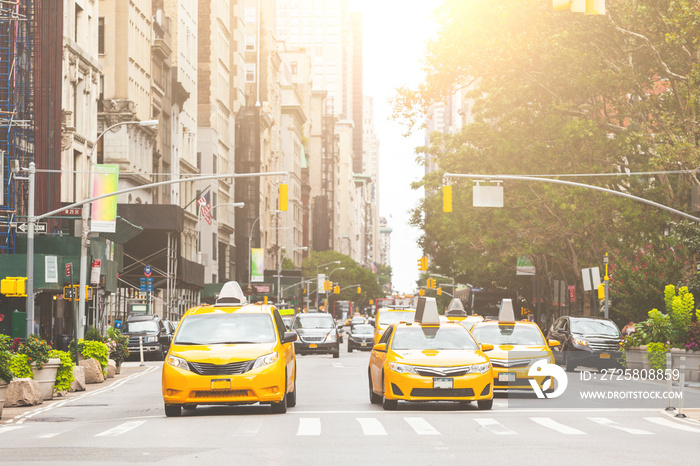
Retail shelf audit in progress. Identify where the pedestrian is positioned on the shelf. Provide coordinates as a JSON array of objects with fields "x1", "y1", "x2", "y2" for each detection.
[
  {"x1": 33, "y1": 318, "x2": 40, "y2": 336},
  {"x1": 622, "y1": 320, "x2": 635, "y2": 336}
]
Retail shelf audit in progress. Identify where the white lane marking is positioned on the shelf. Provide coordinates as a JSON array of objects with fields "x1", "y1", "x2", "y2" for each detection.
[
  {"x1": 232, "y1": 419, "x2": 263, "y2": 436},
  {"x1": 94, "y1": 420, "x2": 146, "y2": 437},
  {"x1": 356, "y1": 417, "x2": 387, "y2": 436},
  {"x1": 589, "y1": 417, "x2": 653, "y2": 435},
  {"x1": 332, "y1": 363, "x2": 343, "y2": 368},
  {"x1": 297, "y1": 418, "x2": 321, "y2": 436},
  {"x1": 531, "y1": 417, "x2": 586, "y2": 435},
  {"x1": 645, "y1": 417, "x2": 700, "y2": 433},
  {"x1": 474, "y1": 418, "x2": 516, "y2": 435},
  {"x1": 38, "y1": 433, "x2": 61, "y2": 438},
  {"x1": 404, "y1": 417, "x2": 440, "y2": 435},
  {"x1": 289, "y1": 408, "x2": 658, "y2": 414},
  {"x1": 0, "y1": 426, "x2": 24, "y2": 435}
]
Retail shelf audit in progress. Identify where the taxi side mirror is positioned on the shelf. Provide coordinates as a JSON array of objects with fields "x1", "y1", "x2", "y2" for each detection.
[
  {"x1": 479, "y1": 343, "x2": 494, "y2": 352},
  {"x1": 372, "y1": 343, "x2": 387, "y2": 352},
  {"x1": 548, "y1": 340, "x2": 561, "y2": 347},
  {"x1": 282, "y1": 331, "x2": 298, "y2": 344}
]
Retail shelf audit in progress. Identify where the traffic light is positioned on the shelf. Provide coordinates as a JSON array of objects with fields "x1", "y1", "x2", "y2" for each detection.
[
  {"x1": 357, "y1": 286, "x2": 361, "y2": 294},
  {"x1": 419, "y1": 289, "x2": 425, "y2": 296},
  {"x1": 324, "y1": 280, "x2": 331, "y2": 291},
  {"x1": 437, "y1": 287, "x2": 442, "y2": 296},
  {"x1": 417, "y1": 256, "x2": 428, "y2": 271},
  {"x1": 598, "y1": 283, "x2": 605, "y2": 300},
  {"x1": 426, "y1": 278, "x2": 436, "y2": 289},
  {"x1": 443, "y1": 185, "x2": 452, "y2": 213},
  {"x1": 369, "y1": 299, "x2": 374, "y2": 305},
  {"x1": 278, "y1": 184, "x2": 289, "y2": 211},
  {"x1": 554, "y1": 0, "x2": 605, "y2": 14},
  {"x1": 1, "y1": 277, "x2": 27, "y2": 297},
  {"x1": 62, "y1": 285, "x2": 93, "y2": 301},
  {"x1": 334, "y1": 285, "x2": 340, "y2": 294}
]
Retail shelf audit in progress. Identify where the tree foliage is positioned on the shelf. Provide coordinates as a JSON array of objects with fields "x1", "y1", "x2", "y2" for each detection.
[{"x1": 394, "y1": 0, "x2": 700, "y2": 323}]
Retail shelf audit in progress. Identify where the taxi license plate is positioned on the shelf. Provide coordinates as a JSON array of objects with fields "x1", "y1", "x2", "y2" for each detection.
[
  {"x1": 211, "y1": 379, "x2": 231, "y2": 390},
  {"x1": 309, "y1": 343, "x2": 318, "y2": 348},
  {"x1": 361, "y1": 342, "x2": 368, "y2": 347},
  {"x1": 600, "y1": 353, "x2": 611, "y2": 359},
  {"x1": 498, "y1": 372, "x2": 516, "y2": 382},
  {"x1": 433, "y1": 378, "x2": 453, "y2": 389}
]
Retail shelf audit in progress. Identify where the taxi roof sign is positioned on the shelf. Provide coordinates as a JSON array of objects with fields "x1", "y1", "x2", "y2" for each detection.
[
  {"x1": 445, "y1": 298, "x2": 467, "y2": 317},
  {"x1": 498, "y1": 298, "x2": 516, "y2": 322},
  {"x1": 216, "y1": 281, "x2": 247, "y2": 305},
  {"x1": 414, "y1": 296, "x2": 440, "y2": 325}
]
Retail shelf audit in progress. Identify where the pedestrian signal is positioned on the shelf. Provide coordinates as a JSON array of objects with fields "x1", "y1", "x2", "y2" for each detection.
[{"x1": 1, "y1": 277, "x2": 27, "y2": 297}]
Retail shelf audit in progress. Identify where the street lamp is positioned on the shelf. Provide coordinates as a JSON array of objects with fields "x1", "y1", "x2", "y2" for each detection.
[
  {"x1": 77, "y1": 119, "x2": 159, "y2": 338},
  {"x1": 276, "y1": 246, "x2": 308, "y2": 303}
]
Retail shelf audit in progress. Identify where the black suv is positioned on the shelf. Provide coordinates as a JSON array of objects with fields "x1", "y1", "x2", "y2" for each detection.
[
  {"x1": 292, "y1": 313, "x2": 340, "y2": 358},
  {"x1": 547, "y1": 316, "x2": 623, "y2": 372},
  {"x1": 123, "y1": 314, "x2": 172, "y2": 361}
]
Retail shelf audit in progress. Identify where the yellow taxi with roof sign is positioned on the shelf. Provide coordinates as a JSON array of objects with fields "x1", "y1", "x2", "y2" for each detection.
[
  {"x1": 444, "y1": 298, "x2": 484, "y2": 332},
  {"x1": 368, "y1": 297, "x2": 494, "y2": 410},
  {"x1": 469, "y1": 299, "x2": 559, "y2": 392},
  {"x1": 372, "y1": 306, "x2": 416, "y2": 345},
  {"x1": 162, "y1": 281, "x2": 298, "y2": 416}
]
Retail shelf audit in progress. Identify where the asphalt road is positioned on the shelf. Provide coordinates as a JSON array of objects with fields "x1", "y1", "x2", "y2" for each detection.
[{"x1": 1, "y1": 341, "x2": 700, "y2": 465}]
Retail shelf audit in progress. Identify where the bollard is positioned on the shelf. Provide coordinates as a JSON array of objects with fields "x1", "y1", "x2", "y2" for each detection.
[
  {"x1": 675, "y1": 356, "x2": 686, "y2": 418},
  {"x1": 665, "y1": 352, "x2": 675, "y2": 411},
  {"x1": 139, "y1": 336, "x2": 145, "y2": 367}
]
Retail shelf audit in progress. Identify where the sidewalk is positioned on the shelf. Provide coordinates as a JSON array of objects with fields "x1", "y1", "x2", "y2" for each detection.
[{"x1": 1, "y1": 361, "x2": 154, "y2": 424}]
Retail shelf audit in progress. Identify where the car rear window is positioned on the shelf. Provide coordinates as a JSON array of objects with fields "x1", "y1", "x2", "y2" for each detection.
[
  {"x1": 124, "y1": 321, "x2": 159, "y2": 333},
  {"x1": 377, "y1": 310, "x2": 415, "y2": 326},
  {"x1": 293, "y1": 315, "x2": 335, "y2": 329},
  {"x1": 174, "y1": 313, "x2": 277, "y2": 345}
]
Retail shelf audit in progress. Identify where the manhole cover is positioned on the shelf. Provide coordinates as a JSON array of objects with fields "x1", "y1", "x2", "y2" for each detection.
[{"x1": 26, "y1": 416, "x2": 74, "y2": 422}]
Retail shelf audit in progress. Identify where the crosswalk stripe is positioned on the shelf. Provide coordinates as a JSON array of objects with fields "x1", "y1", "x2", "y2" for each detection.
[
  {"x1": 0, "y1": 426, "x2": 24, "y2": 435},
  {"x1": 38, "y1": 433, "x2": 61, "y2": 439},
  {"x1": 94, "y1": 420, "x2": 146, "y2": 437},
  {"x1": 356, "y1": 417, "x2": 387, "y2": 436},
  {"x1": 232, "y1": 419, "x2": 263, "y2": 436},
  {"x1": 644, "y1": 417, "x2": 700, "y2": 433},
  {"x1": 404, "y1": 417, "x2": 440, "y2": 435},
  {"x1": 589, "y1": 417, "x2": 652, "y2": 435},
  {"x1": 531, "y1": 417, "x2": 586, "y2": 435},
  {"x1": 297, "y1": 418, "x2": 321, "y2": 436},
  {"x1": 474, "y1": 417, "x2": 517, "y2": 435}
]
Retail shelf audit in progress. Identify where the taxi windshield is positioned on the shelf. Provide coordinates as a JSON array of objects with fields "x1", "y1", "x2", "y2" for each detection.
[
  {"x1": 174, "y1": 313, "x2": 276, "y2": 345},
  {"x1": 293, "y1": 315, "x2": 335, "y2": 329},
  {"x1": 471, "y1": 324, "x2": 545, "y2": 346},
  {"x1": 391, "y1": 326, "x2": 478, "y2": 351},
  {"x1": 377, "y1": 310, "x2": 415, "y2": 326}
]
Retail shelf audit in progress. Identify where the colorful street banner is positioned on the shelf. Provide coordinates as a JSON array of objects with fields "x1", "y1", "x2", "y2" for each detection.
[
  {"x1": 91, "y1": 164, "x2": 119, "y2": 233},
  {"x1": 516, "y1": 255, "x2": 536, "y2": 276},
  {"x1": 251, "y1": 248, "x2": 264, "y2": 282}
]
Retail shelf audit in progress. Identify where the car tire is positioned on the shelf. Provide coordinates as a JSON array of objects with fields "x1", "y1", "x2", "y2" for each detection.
[
  {"x1": 348, "y1": 345, "x2": 353, "y2": 353},
  {"x1": 156, "y1": 347, "x2": 165, "y2": 361},
  {"x1": 287, "y1": 367, "x2": 297, "y2": 408},
  {"x1": 477, "y1": 399, "x2": 493, "y2": 410},
  {"x1": 369, "y1": 370, "x2": 382, "y2": 404},
  {"x1": 270, "y1": 385, "x2": 288, "y2": 414},
  {"x1": 164, "y1": 404, "x2": 182, "y2": 417},
  {"x1": 565, "y1": 353, "x2": 576, "y2": 372},
  {"x1": 333, "y1": 346, "x2": 340, "y2": 358}
]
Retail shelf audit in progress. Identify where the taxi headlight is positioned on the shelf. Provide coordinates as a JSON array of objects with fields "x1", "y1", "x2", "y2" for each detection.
[
  {"x1": 325, "y1": 332, "x2": 338, "y2": 342},
  {"x1": 166, "y1": 355, "x2": 189, "y2": 371},
  {"x1": 469, "y1": 363, "x2": 491, "y2": 374},
  {"x1": 252, "y1": 352, "x2": 279, "y2": 370},
  {"x1": 388, "y1": 362, "x2": 418, "y2": 374}
]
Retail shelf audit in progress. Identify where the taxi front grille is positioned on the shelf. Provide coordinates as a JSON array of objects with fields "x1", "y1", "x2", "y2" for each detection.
[
  {"x1": 411, "y1": 388, "x2": 475, "y2": 397},
  {"x1": 191, "y1": 390, "x2": 249, "y2": 398},
  {"x1": 414, "y1": 366, "x2": 473, "y2": 377},
  {"x1": 188, "y1": 360, "x2": 253, "y2": 375},
  {"x1": 490, "y1": 359, "x2": 532, "y2": 368}
]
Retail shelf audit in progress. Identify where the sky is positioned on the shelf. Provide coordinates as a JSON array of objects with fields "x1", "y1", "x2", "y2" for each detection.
[{"x1": 349, "y1": 0, "x2": 441, "y2": 293}]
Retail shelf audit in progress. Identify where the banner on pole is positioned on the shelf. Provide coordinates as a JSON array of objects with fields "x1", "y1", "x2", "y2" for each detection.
[
  {"x1": 91, "y1": 164, "x2": 119, "y2": 233},
  {"x1": 251, "y1": 248, "x2": 264, "y2": 282},
  {"x1": 516, "y1": 255, "x2": 536, "y2": 276}
]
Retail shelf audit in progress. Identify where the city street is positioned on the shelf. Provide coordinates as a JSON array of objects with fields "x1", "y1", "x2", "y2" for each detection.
[{"x1": 2, "y1": 343, "x2": 700, "y2": 465}]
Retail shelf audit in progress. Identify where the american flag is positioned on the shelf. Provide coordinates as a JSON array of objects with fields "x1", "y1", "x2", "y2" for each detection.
[{"x1": 198, "y1": 191, "x2": 213, "y2": 225}]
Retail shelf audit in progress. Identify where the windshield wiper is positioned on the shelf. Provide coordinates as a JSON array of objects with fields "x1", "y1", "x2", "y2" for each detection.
[
  {"x1": 174, "y1": 341, "x2": 202, "y2": 345},
  {"x1": 215, "y1": 341, "x2": 260, "y2": 344}
]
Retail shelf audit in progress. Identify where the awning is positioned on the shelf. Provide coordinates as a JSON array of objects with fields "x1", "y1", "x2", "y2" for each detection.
[{"x1": 99, "y1": 216, "x2": 143, "y2": 244}]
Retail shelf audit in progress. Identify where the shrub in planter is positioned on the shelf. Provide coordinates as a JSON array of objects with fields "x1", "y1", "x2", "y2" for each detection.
[
  {"x1": 646, "y1": 342, "x2": 667, "y2": 371},
  {"x1": 48, "y1": 349, "x2": 75, "y2": 392},
  {"x1": 18, "y1": 334, "x2": 51, "y2": 370},
  {"x1": 78, "y1": 339, "x2": 109, "y2": 374},
  {"x1": 684, "y1": 322, "x2": 700, "y2": 352},
  {"x1": 106, "y1": 327, "x2": 129, "y2": 365},
  {"x1": 10, "y1": 353, "x2": 33, "y2": 379},
  {"x1": 0, "y1": 334, "x2": 14, "y2": 383},
  {"x1": 84, "y1": 327, "x2": 104, "y2": 342}
]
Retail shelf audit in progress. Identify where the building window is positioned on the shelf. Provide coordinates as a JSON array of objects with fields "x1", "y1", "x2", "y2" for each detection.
[
  {"x1": 291, "y1": 62, "x2": 298, "y2": 75},
  {"x1": 213, "y1": 192, "x2": 218, "y2": 220},
  {"x1": 212, "y1": 233, "x2": 217, "y2": 260},
  {"x1": 245, "y1": 63, "x2": 255, "y2": 82},
  {"x1": 212, "y1": 154, "x2": 217, "y2": 174},
  {"x1": 245, "y1": 6, "x2": 256, "y2": 23},
  {"x1": 197, "y1": 152, "x2": 201, "y2": 170},
  {"x1": 98, "y1": 17, "x2": 105, "y2": 54},
  {"x1": 245, "y1": 33, "x2": 255, "y2": 51}
]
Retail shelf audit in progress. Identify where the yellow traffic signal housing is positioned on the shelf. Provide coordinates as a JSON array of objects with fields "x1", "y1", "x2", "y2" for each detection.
[
  {"x1": 278, "y1": 184, "x2": 289, "y2": 211},
  {"x1": 554, "y1": 0, "x2": 605, "y2": 14},
  {"x1": 442, "y1": 185, "x2": 453, "y2": 213},
  {"x1": 357, "y1": 286, "x2": 361, "y2": 294},
  {"x1": 437, "y1": 287, "x2": 442, "y2": 296},
  {"x1": 334, "y1": 285, "x2": 340, "y2": 294},
  {"x1": 1, "y1": 277, "x2": 27, "y2": 297},
  {"x1": 62, "y1": 285, "x2": 93, "y2": 301},
  {"x1": 598, "y1": 283, "x2": 605, "y2": 300},
  {"x1": 417, "y1": 256, "x2": 428, "y2": 271},
  {"x1": 419, "y1": 289, "x2": 425, "y2": 296},
  {"x1": 369, "y1": 299, "x2": 374, "y2": 305}
]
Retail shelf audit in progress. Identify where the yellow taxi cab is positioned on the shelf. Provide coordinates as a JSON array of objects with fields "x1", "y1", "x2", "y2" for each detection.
[
  {"x1": 162, "y1": 281, "x2": 298, "y2": 416},
  {"x1": 444, "y1": 298, "x2": 484, "y2": 332},
  {"x1": 368, "y1": 297, "x2": 494, "y2": 410},
  {"x1": 469, "y1": 299, "x2": 560, "y2": 392},
  {"x1": 372, "y1": 306, "x2": 416, "y2": 345}
]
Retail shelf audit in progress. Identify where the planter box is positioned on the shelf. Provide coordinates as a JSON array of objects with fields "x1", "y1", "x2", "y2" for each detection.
[
  {"x1": 625, "y1": 348, "x2": 650, "y2": 371},
  {"x1": 670, "y1": 349, "x2": 700, "y2": 383},
  {"x1": 32, "y1": 358, "x2": 60, "y2": 401},
  {"x1": 0, "y1": 380, "x2": 7, "y2": 419}
]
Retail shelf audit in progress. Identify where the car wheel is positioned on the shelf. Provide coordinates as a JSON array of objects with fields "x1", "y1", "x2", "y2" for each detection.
[
  {"x1": 157, "y1": 347, "x2": 165, "y2": 361},
  {"x1": 270, "y1": 381, "x2": 288, "y2": 414},
  {"x1": 164, "y1": 404, "x2": 181, "y2": 417},
  {"x1": 383, "y1": 397, "x2": 398, "y2": 410},
  {"x1": 287, "y1": 367, "x2": 297, "y2": 408},
  {"x1": 565, "y1": 353, "x2": 576, "y2": 372},
  {"x1": 369, "y1": 370, "x2": 382, "y2": 404},
  {"x1": 333, "y1": 346, "x2": 340, "y2": 358},
  {"x1": 348, "y1": 344, "x2": 353, "y2": 353},
  {"x1": 477, "y1": 399, "x2": 493, "y2": 410}
]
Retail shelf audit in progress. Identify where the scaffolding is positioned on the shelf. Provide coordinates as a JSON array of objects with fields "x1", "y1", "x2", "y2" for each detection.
[{"x1": 0, "y1": 0, "x2": 34, "y2": 255}]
